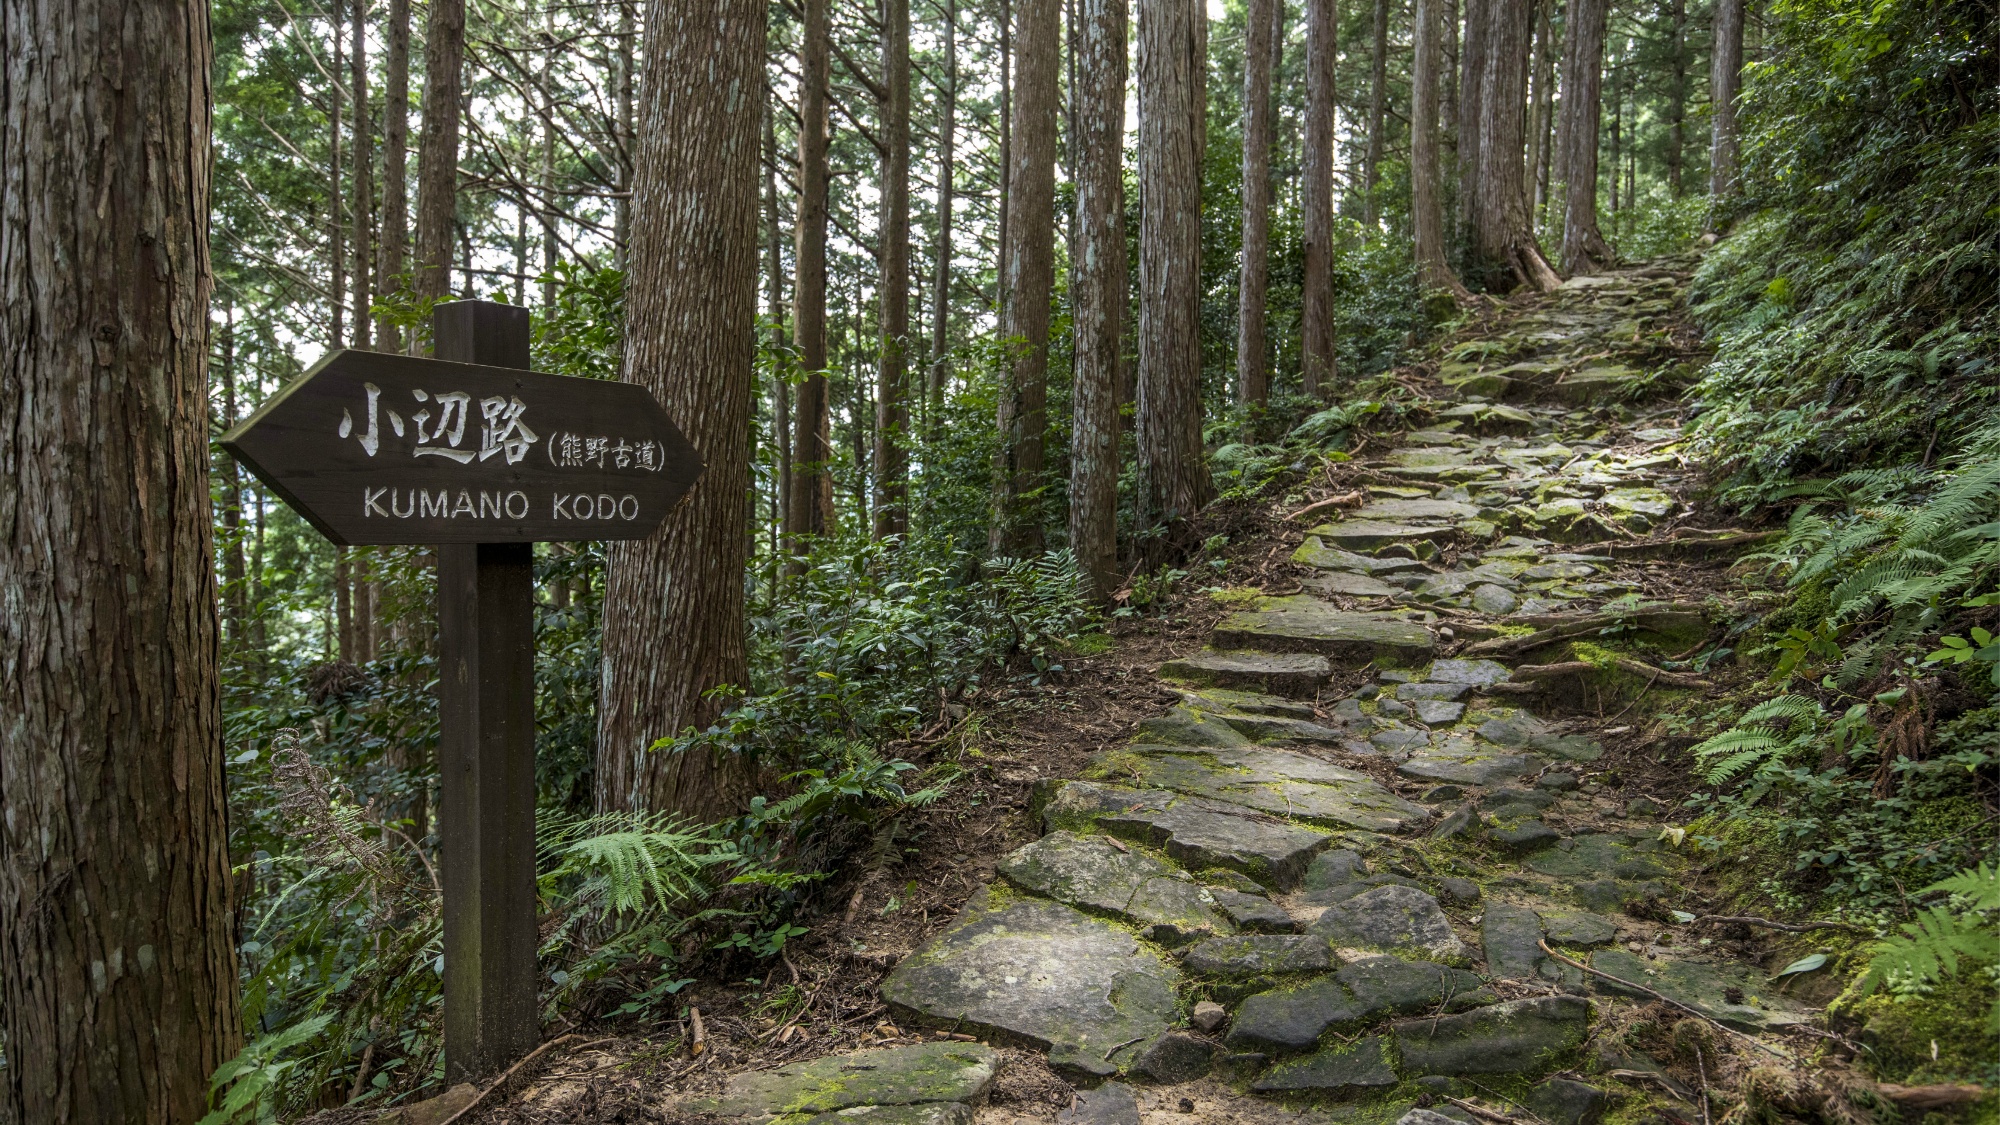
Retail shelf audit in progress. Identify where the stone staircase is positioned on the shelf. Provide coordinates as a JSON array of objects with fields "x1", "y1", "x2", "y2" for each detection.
[{"x1": 675, "y1": 267, "x2": 1804, "y2": 1124}]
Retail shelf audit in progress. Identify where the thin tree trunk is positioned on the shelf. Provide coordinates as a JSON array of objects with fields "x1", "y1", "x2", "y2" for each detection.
[
  {"x1": 1071, "y1": 0, "x2": 1127, "y2": 599},
  {"x1": 415, "y1": 0, "x2": 465, "y2": 304},
  {"x1": 1708, "y1": 0, "x2": 1740, "y2": 202},
  {"x1": 331, "y1": 24, "x2": 347, "y2": 345},
  {"x1": 379, "y1": 0, "x2": 411, "y2": 350},
  {"x1": 928, "y1": 0, "x2": 958, "y2": 433},
  {"x1": 1362, "y1": 0, "x2": 1389, "y2": 224},
  {"x1": 219, "y1": 306, "x2": 248, "y2": 642},
  {"x1": 1136, "y1": 0, "x2": 1211, "y2": 535},
  {"x1": 875, "y1": 0, "x2": 911, "y2": 539},
  {"x1": 1237, "y1": 0, "x2": 1273, "y2": 409},
  {"x1": 0, "y1": 2, "x2": 241, "y2": 1117},
  {"x1": 787, "y1": 0, "x2": 835, "y2": 559},
  {"x1": 996, "y1": 0, "x2": 1011, "y2": 312},
  {"x1": 765, "y1": 101, "x2": 791, "y2": 560},
  {"x1": 335, "y1": 551, "x2": 354, "y2": 661},
  {"x1": 597, "y1": 0, "x2": 764, "y2": 817},
  {"x1": 1456, "y1": 0, "x2": 1488, "y2": 239},
  {"x1": 1412, "y1": 0, "x2": 1470, "y2": 295},
  {"x1": 1666, "y1": 0, "x2": 1685, "y2": 195},
  {"x1": 1301, "y1": 0, "x2": 1337, "y2": 397},
  {"x1": 352, "y1": 0, "x2": 373, "y2": 348},
  {"x1": 541, "y1": 2, "x2": 559, "y2": 305},
  {"x1": 616, "y1": 0, "x2": 636, "y2": 265},
  {"x1": 992, "y1": 0, "x2": 1058, "y2": 554},
  {"x1": 1473, "y1": 0, "x2": 1559, "y2": 289},
  {"x1": 1607, "y1": 57, "x2": 1621, "y2": 219},
  {"x1": 1442, "y1": 0, "x2": 1459, "y2": 157},
  {"x1": 1526, "y1": 0, "x2": 1551, "y2": 215}
]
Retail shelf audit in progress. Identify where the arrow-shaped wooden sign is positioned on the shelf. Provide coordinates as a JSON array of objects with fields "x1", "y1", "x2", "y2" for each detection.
[{"x1": 222, "y1": 347, "x2": 702, "y2": 545}]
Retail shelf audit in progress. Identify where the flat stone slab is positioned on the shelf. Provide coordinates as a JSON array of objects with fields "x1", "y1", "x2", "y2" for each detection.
[
  {"x1": 1227, "y1": 956, "x2": 1484, "y2": 1053},
  {"x1": 998, "y1": 831, "x2": 1228, "y2": 945},
  {"x1": 1392, "y1": 996, "x2": 1590, "y2": 1076},
  {"x1": 683, "y1": 1042, "x2": 1000, "y2": 1122},
  {"x1": 1526, "y1": 834, "x2": 1667, "y2": 881},
  {"x1": 1304, "y1": 570, "x2": 1400, "y2": 598},
  {"x1": 1538, "y1": 909, "x2": 1617, "y2": 947},
  {"x1": 804, "y1": 1106, "x2": 973, "y2": 1125},
  {"x1": 1040, "y1": 781, "x2": 1331, "y2": 891},
  {"x1": 1213, "y1": 598, "x2": 1436, "y2": 663},
  {"x1": 882, "y1": 891, "x2": 1180, "y2": 1077},
  {"x1": 1588, "y1": 949, "x2": 1807, "y2": 1032},
  {"x1": 1428, "y1": 658, "x2": 1515, "y2": 686},
  {"x1": 1209, "y1": 888, "x2": 1299, "y2": 932},
  {"x1": 1396, "y1": 733, "x2": 1541, "y2": 786},
  {"x1": 1057, "y1": 1083, "x2": 1139, "y2": 1125},
  {"x1": 1096, "y1": 746, "x2": 1429, "y2": 833},
  {"x1": 1305, "y1": 520, "x2": 1459, "y2": 551},
  {"x1": 1250, "y1": 1035, "x2": 1398, "y2": 1095},
  {"x1": 1157, "y1": 650, "x2": 1331, "y2": 698},
  {"x1": 1181, "y1": 933, "x2": 1335, "y2": 978},
  {"x1": 1293, "y1": 540, "x2": 1434, "y2": 574},
  {"x1": 1307, "y1": 884, "x2": 1471, "y2": 964},
  {"x1": 1349, "y1": 499, "x2": 1484, "y2": 523}
]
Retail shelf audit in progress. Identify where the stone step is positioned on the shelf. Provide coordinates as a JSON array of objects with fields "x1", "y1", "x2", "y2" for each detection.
[
  {"x1": 1210, "y1": 598, "x2": 1435, "y2": 664},
  {"x1": 1154, "y1": 649, "x2": 1330, "y2": 698},
  {"x1": 1088, "y1": 745, "x2": 1429, "y2": 833}
]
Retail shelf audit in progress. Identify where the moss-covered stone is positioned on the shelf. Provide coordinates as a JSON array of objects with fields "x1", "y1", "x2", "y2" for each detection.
[
  {"x1": 1213, "y1": 599, "x2": 1436, "y2": 663},
  {"x1": 1039, "y1": 781, "x2": 1332, "y2": 890},
  {"x1": 1157, "y1": 650, "x2": 1333, "y2": 698},
  {"x1": 1307, "y1": 884, "x2": 1471, "y2": 965},
  {"x1": 997, "y1": 831, "x2": 1230, "y2": 945},
  {"x1": 1587, "y1": 949, "x2": 1806, "y2": 1033},
  {"x1": 1249, "y1": 1035, "x2": 1399, "y2": 1095},
  {"x1": 1097, "y1": 745, "x2": 1429, "y2": 833},
  {"x1": 682, "y1": 1042, "x2": 1000, "y2": 1121},
  {"x1": 1391, "y1": 996, "x2": 1590, "y2": 1076}
]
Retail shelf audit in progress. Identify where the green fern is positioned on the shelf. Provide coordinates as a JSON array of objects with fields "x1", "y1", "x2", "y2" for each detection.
[
  {"x1": 1855, "y1": 864, "x2": 2000, "y2": 1033},
  {"x1": 1691, "y1": 694, "x2": 1823, "y2": 784}
]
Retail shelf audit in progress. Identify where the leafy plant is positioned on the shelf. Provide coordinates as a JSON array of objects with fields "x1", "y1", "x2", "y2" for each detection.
[
  {"x1": 201, "y1": 1014, "x2": 335, "y2": 1125},
  {"x1": 1853, "y1": 863, "x2": 2000, "y2": 1032},
  {"x1": 1689, "y1": 695, "x2": 1841, "y2": 785}
]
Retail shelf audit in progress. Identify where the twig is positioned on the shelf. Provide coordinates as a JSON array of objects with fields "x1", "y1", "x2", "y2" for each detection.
[
  {"x1": 437, "y1": 1034, "x2": 613, "y2": 1125},
  {"x1": 1692, "y1": 914, "x2": 1866, "y2": 934},
  {"x1": 1537, "y1": 940, "x2": 1790, "y2": 1060},
  {"x1": 1289, "y1": 490, "x2": 1365, "y2": 522},
  {"x1": 1693, "y1": 1041, "x2": 1712, "y2": 1125},
  {"x1": 1443, "y1": 1095, "x2": 1525, "y2": 1123},
  {"x1": 1103, "y1": 1033, "x2": 1149, "y2": 1060},
  {"x1": 689, "y1": 1006, "x2": 707, "y2": 1055}
]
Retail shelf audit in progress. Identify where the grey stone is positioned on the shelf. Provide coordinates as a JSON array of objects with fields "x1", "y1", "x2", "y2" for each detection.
[
  {"x1": 1134, "y1": 706, "x2": 1253, "y2": 748},
  {"x1": 1422, "y1": 784, "x2": 1467, "y2": 803},
  {"x1": 1526, "y1": 1078, "x2": 1611, "y2": 1125},
  {"x1": 1250, "y1": 1036, "x2": 1398, "y2": 1095},
  {"x1": 1470, "y1": 584, "x2": 1520, "y2": 615},
  {"x1": 1431, "y1": 802, "x2": 1477, "y2": 840},
  {"x1": 1372, "y1": 727, "x2": 1435, "y2": 757},
  {"x1": 1057, "y1": 1083, "x2": 1140, "y2": 1125},
  {"x1": 1132, "y1": 1031, "x2": 1219, "y2": 1084},
  {"x1": 1477, "y1": 711, "x2": 1554, "y2": 748},
  {"x1": 1625, "y1": 796, "x2": 1666, "y2": 816},
  {"x1": 1391, "y1": 996, "x2": 1591, "y2": 1076},
  {"x1": 1308, "y1": 884, "x2": 1471, "y2": 964},
  {"x1": 1041, "y1": 782, "x2": 1331, "y2": 891},
  {"x1": 1097, "y1": 745, "x2": 1429, "y2": 834},
  {"x1": 1400, "y1": 1110, "x2": 1470, "y2": 1125},
  {"x1": 1297, "y1": 872, "x2": 1425, "y2": 906},
  {"x1": 1156, "y1": 650, "x2": 1332, "y2": 699},
  {"x1": 1200, "y1": 867, "x2": 1268, "y2": 894},
  {"x1": 804, "y1": 1107, "x2": 974, "y2": 1125},
  {"x1": 1481, "y1": 786, "x2": 1557, "y2": 815},
  {"x1": 1225, "y1": 976, "x2": 1355, "y2": 1052},
  {"x1": 1303, "y1": 850, "x2": 1369, "y2": 890},
  {"x1": 1537, "y1": 772, "x2": 1580, "y2": 791},
  {"x1": 1399, "y1": 681, "x2": 1471, "y2": 702},
  {"x1": 1351, "y1": 498, "x2": 1484, "y2": 523},
  {"x1": 881, "y1": 891, "x2": 1181, "y2": 1077},
  {"x1": 1190, "y1": 1001, "x2": 1228, "y2": 1033},
  {"x1": 1480, "y1": 904, "x2": 1547, "y2": 980},
  {"x1": 1181, "y1": 934, "x2": 1334, "y2": 978},
  {"x1": 1536, "y1": 910, "x2": 1617, "y2": 948},
  {"x1": 998, "y1": 831, "x2": 1228, "y2": 945},
  {"x1": 1428, "y1": 659, "x2": 1514, "y2": 686},
  {"x1": 1307, "y1": 520, "x2": 1459, "y2": 551},
  {"x1": 1413, "y1": 700, "x2": 1468, "y2": 725},
  {"x1": 1214, "y1": 711, "x2": 1359, "y2": 746},
  {"x1": 1305, "y1": 571, "x2": 1401, "y2": 598},
  {"x1": 1294, "y1": 539, "x2": 1433, "y2": 574},
  {"x1": 1398, "y1": 734, "x2": 1541, "y2": 787},
  {"x1": 1337, "y1": 955, "x2": 1485, "y2": 1016},
  {"x1": 684, "y1": 1042, "x2": 1001, "y2": 1121},
  {"x1": 1588, "y1": 950, "x2": 1806, "y2": 1031},
  {"x1": 1212, "y1": 598, "x2": 1437, "y2": 664},
  {"x1": 1378, "y1": 697, "x2": 1414, "y2": 717},
  {"x1": 1439, "y1": 877, "x2": 1481, "y2": 905},
  {"x1": 1527, "y1": 834, "x2": 1665, "y2": 880},
  {"x1": 1485, "y1": 819, "x2": 1562, "y2": 854},
  {"x1": 1210, "y1": 888, "x2": 1296, "y2": 932}
]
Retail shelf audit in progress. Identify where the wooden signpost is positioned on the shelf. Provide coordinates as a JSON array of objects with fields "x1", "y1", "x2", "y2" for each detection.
[{"x1": 223, "y1": 301, "x2": 703, "y2": 1083}]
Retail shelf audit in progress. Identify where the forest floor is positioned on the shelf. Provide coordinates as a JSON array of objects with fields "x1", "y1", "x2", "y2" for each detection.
[{"x1": 389, "y1": 261, "x2": 1879, "y2": 1125}]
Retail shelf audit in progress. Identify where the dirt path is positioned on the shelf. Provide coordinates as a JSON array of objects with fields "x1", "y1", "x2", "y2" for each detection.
[{"x1": 430, "y1": 260, "x2": 1838, "y2": 1125}]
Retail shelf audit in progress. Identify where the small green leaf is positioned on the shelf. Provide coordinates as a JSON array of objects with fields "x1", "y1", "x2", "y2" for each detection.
[
  {"x1": 1771, "y1": 953, "x2": 1828, "y2": 980},
  {"x1": 1670, "y1": 910, "x2": 1698, "y2": 924}
]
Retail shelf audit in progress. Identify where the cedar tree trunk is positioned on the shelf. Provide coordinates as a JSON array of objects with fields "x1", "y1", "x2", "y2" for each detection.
[{"x1": 1071, "y1": 0, "x2": 1129, "y2": 599}]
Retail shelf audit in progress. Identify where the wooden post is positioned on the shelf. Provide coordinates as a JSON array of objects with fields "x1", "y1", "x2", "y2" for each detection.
[{"x1": 434, "y1": 300, "x2": 541, "y2": 1082}]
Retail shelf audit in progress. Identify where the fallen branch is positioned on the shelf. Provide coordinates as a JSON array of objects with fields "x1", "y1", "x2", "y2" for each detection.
[
  {"x1": 1443, "y1": 1095, "x2": 1528, "y2": 1124},
  {"x1": 437, "y1": 1034, "x2": 614, "y2": 1125},
  {"x1": 1537, "y1": 940, "x2": 1790, "y2": 1061},
  {"x1": 1876, "y1": 1083, "x2": 1988, "y2": 1110},
  {"x1": 1289, "y1": 490, "x2": 1366, "y2": 522},
  {"x1": 1509, "y1": 658, "x2": 1710, "y2": 689},
  {"x1": 1693, "y1": 914, "x2": 1867, "y2": 934},
  {"x1": 1465, "y1": 605, "x2": 1709, "y2": 658}
]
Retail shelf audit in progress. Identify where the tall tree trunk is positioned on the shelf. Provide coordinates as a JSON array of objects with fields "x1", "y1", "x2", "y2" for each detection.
[
  {"x1": 992, "y1": 0, "x2": 1059, "y2": 554},
  {"x1": 928, "y1": 0, "x2": 958, "y2": 433},
  {"x1": 1708, "y1": 0, "x2": 1740, "y2": 201},
  {"x1": 1472, "y1": 0, "x2": 1559, "y2": 288},
  {"x1": 597, "y1": 0, "x2": 763, "y2": 817},
  {"x1": 1071, "y1": 0, "x2": 1127, "y2": 599},
  {"x1": 1666, "y1": 0, "x2": 1685, "y2": 195},
  {"x1": 1300, "y1": 0, "x2": 1336, "y2": 398},
  {"x1": 616, "y1": 0, "x2": 636, "y2": 265},
  {"x1": 1456, "y1": 0, "x2": 1488, "y2": 238},
  {"x1": 379, "y1": 0, "x2": 411, "y2": 350},
  {"x1": 787, "y1": 0, "x2": 835, "y2": 557},
  {"x1": 1362, "y1": 0, "x2": 1389, "y2": 224},
  {"x1": 331, "y1": 25, "x2": 347, "y2": 345},
  {"x1": 1237, "y1": 0, "x2": 1273, "y2": 409},
  {"x1": 335, "y1": 551, "x2": 354, "y2": 661},
  {"x1": 541, "y1": 2, "x2": 559, "y2": 306},
  {"x1": 415, "y1": 0, "x2": 465, "y2": 304},
  {"x1": 219, "y1": 305, "x2": 248, "y2": 642},
  {"x1": 765, "y1": 101, "x2": 791, "y2": 563},
  {"x1": 1136, "y1": 0, "x2": 1211, "y2": 535},
  {"x1": 1526, "y1": 0, "x2": 1551, "y2": 215},
  {"x1": 996, "y1": 0, "x2": 1011, "y2": 311},
  {"x1": 352, "y1": 0, "x2": 373, "y2": 349},
  {"x1": 875, "y1": 0, "x2": 911, "y2": 539},
  {"x1": 0, "y1": 2, "x2": 241, "y2": 1118},
  {"x1": 1412, "y1": 0, "x2": 1469, "y2": 295}
]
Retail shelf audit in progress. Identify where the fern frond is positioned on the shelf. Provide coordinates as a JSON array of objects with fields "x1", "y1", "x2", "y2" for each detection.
[{"x1": 1923, "y1": 861, "x2": 2000, "y2": 911}]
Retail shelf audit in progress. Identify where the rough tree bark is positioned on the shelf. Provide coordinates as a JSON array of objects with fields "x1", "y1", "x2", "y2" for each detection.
[
  {"x1": 1666, "y1": 0, "x2": 1685, "y2": 195},
  {"x1": 1300, "y1": 0, "x2": 1336, "y2": 398},
  {"x1": 616, "y1": 0, "x2": 636, "y2": 265},
  {"x1": 1363, "y1": 0, "x2": 1389, "y2": 224},
  {"x1": 927, "y1": 0, "x2": 958, "y2": 432},
  {"x1": 1412, "y1": 0, "x2": 1470, "y2": 295},
  {"x1": 378, "y1": 0, "x2": 410, "y2": 350},
  {"x1": 596, "y1": 0, "x2": 763, "y2": 817},
  {"x1": 352, "y1": 0, "x2": 373, "y2": 349},
  {"x1": 992, "y1": 0, "x2": 1059, "y2": 554},
  {"x1": 1708, "y1": 0, "x2": 1742, "y2": 202},
  {"x1": 788, "y1": 0, "x2": 835, "y2": 557},
  {"x1": 1526, "y1": 0, "x2": 1552, "y2": 215},
  {"x1": 1456, "y1": 0, "x2": 1488, "y2": 237},
  {"x1": 415, "y1": 0, "x2": 465, "y2": 302},
  {"x1": 1237, "y1": 0, "x2": 1274, "y2": 409},
  {"x1": 1071, "y1": 0, "x2": 1128, "y2": 600},
  {"x1": 330, "y1": 26, "x2": 346, "y2": 345},
  {"x1": 1557, "y1": 0, "x2": 1612, "y2": 273},
  {"x1": 1472, "y1": 0, "x2": 1560, "y2": 289},
  {"x1": 764, "y1": 101, "x2": 790, "y2": 559},
  {"x1": 1136, "y1": 0, "x2": 1211, "y2": 535},
  {"x1": 874, "y1": 0, "x2": 911, "y2": 539},
  {"x1": 0, "y1": 2, "x2": 242, "y2": 1119}
]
